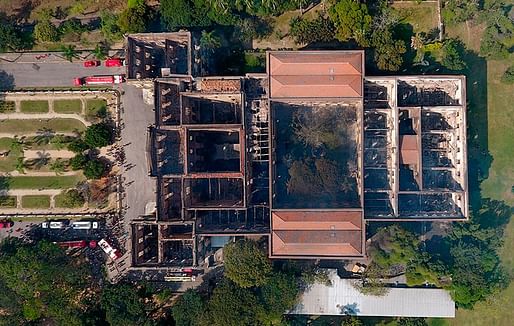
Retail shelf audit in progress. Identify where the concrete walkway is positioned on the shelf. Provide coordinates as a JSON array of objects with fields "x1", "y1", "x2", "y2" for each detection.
[{"x1": 23, "y1": 149, "x2": 75, "y2": 159}]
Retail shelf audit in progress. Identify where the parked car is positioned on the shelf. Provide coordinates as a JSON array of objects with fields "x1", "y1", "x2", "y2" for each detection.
[
  {"x1": 83, "y1": 60, "x2": 100, "y2": 67},
  {"x1": 104, "y1": 58, "x2": 123, "y2": 67},
  {"x1": 0, "y1": 220, "x2": 13, "y2": 228}
]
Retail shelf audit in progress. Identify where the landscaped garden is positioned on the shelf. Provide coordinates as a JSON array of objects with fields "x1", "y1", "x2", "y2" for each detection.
[{"x1": 0, "y1": 92, "x2": 118, "y2": 212}]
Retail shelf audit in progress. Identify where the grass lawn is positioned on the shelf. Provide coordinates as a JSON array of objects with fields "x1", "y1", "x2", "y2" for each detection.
[
  {"x1": 0, "y1": 118, "x2": 86, "y2": 134},
  {"x1": 86, "y1": 98, "x2": 107, "y2": 121},
  {"x1": 54, "y1": 192, "x2": 83, "y2": 208},
  {"x1": 0, "y1": 196, "x2": 16, "y2": 208},
  {"x1": 0, "y1": 138, "x2": 22, "y2": 172},
  {"x1": 21, "y1": 195, "x2": 50, "y2": 209},
  {"x1": 0, "y1": 101, "x2": 15, "y2": 113},
  {"x1": 392, "y1": 2, "x2": 439, "y2": 34},
  {"x1": 0, "y1": 174, "x2": 85, "y2": 189},
  {"x1": 53, "y1": 99, "x2": 83, "y2": 114},
  {"x1": 0, "y1": 137, "x2": 13, "y2": 150},
  {"x1": 20, "y1": 100, "x2": 49, "y2": 114}
]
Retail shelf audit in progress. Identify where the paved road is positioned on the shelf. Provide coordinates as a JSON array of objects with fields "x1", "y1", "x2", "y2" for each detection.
[
  {"x1": 0, "y1": 61, "x2": 125, "y2": 88},
  {"x1": 119, "y1": 84, "x2": 156, "y2": 222}
]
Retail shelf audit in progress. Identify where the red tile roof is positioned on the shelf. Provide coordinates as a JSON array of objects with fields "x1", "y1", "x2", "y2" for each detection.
[
  {"x1": 271, "y1": 210, "x2": 364, "y2": 257},
  {"x1": 268, "y1": 51, "x2": 363, "y2": 98}
]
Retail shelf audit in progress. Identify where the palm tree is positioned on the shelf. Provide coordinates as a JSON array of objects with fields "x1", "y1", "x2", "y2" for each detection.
[
  {"x1": 34, "y1": 127, "x2": 55, "y2": 145},
  {"x1": 200, "y1": 30, "x2": 222, "y2": 52},
  {"x1": 28, "y1": 151, "x2": 51, "y2": 170},
  {"x1": 50, "y1": 159, "x2": 66, "y2": 175},
  {"x1": 15, "y1": 157, "x2": 26, "y2": 174},
  {"x1": 10, "y1": 136, "x2": 27, "y2": 152},
  {"x1": 61, "y1": 45, "x2": 80, "y2": 62},
  {"x1": 50, "y1": 134, "x2": 67, "y2": 150},
  {"x1": 92, "y1": 43, "x2": 108, "y2": 60}
]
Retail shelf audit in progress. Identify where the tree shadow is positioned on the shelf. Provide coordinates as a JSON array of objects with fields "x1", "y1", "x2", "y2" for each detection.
[{"x1": 0, "y1": 71, "x2": 15, "y2": 91}]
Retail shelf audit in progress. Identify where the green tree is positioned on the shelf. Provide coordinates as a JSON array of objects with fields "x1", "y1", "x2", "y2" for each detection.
[
  {"x1": 289, "y1": 16, "x2": 335, "y2": 44},
  {"x1": 172, "y1": 289, "x2": 205, "y2": 326},
  {"x1": 160, "y1": 0, "x2": 195, "y2": 29},
  {"x1": 200, "y1": 30, "x2": 222, "y2": 52},
  {"x1": 118, "y1": 2, "x2": 148, "y2": 33},
  {"x1": 57, "y1": 189, "x2": 85, "y2": 207},
  {"x1": 442, "y1": 0, "x2": 479, "y2": 25},
  {"x1": 100, "y1": 284, "x2": 145, "y2": 326},
  {"x1": 83, "y1": 159, "x2": 105, "y2": 179},
  {"x1": 84, "y1": 123, "x2": 113, "y2": 148},
  {"x1": 342, "y1": 316, "x2": 363, "y2": 326},
  {"x1": 0, "y1": 23, "x2": 22, "y2": 51},
  {"x1": 34, "y1": 19, "x2": 60, "y2": 42},
  {"x1": 480, "y1": 26, "x2": 509, "y2": 59},
  {"x1": 70, "y1": 153, "x2": 88, "y2": 170},
  {"x1": 49, "y1": 134, "x2": 68, "y2": 150},
  {"x1": 0, "y1": 239, "x2": 89, "y2": 325},
  {"x1": 61, "y1": 44, "x2": 79, "y2": 62},
  {"x1": 501, "y1": 65, "x2": 514, "y2": 84},
  {"x1": 68, "y1": 138, "x2": 89, "y2": 153},
  {"x1": 329, "y1": 0, "x2": 372, "y2": 46},
  {"x1": 371, "y1": 28, "x2": 406, "y2": 72},
  {"x1": 441, "y1": 39, "x2": 466, "y2": 71},
  {"x1": 15, "y1": 157, "x2": 26, "y2": 174},
  {"x1": 207, "y1": 280, "x2": 259, "y2": 326},
  {"x1": 223, "y1": 239, "x2": 272, "y2": 288},
  {"x1": 10, "y1": 135, "x2": 27, "y2": 152},
  {"x1": 50, "y1": 159, "x2": 66, "y2": 175},
  {"x1": 257, "y1": 273, "x2": 299, "y2": 324},
  {"x1": 92, "y1": 43, "x2": 108, "y2": 60},
  {"x1": 100, "y1": 11, "x2": 122, "y2": 41}
]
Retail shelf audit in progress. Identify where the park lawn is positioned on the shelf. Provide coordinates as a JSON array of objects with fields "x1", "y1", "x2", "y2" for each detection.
[
  {"x1": 2, "y1": 174, "x2": 85, "y2": 189},
  {"x1": 53, "y1": 99, "x2": 83, "y2": 114},
  {"x1": 86, "y1": 98, "x2": 107, "y2": 121},
  {"x1": 0, "y1": 101, "x2": 15, "y2": 113},
  {"x1": 0, "y1": 137, "x2": 13, "y2": 150},
  {"x1": 0, "y1": 118, "x2": 86, "y2": 134},
  {"x1": 0, "y1": 139, "x2": 22, "y2": 172},
  {"x1": 21, "y1": 195, "x2": 51, "y2": 209},
  {"x1": 0, "y1": 196, "x2": 16, "y2": 208},
  {"x1": 54, "y1": 192, "x2": 83, "y2": 208},
  {"x1": 392, "y1": 1, "x2": 439, "y2": 34},
  {"x1": 20, "y1": 100, "x2": 49, "y2": 114}
]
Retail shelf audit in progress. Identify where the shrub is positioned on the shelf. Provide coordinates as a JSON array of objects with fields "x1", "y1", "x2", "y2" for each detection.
[
  {"x1": 501, "y1": 65, "x2": 514, "y2": 84},
  {"x1": 289, "y1": 16, "x2": 334, "y2": 45}
]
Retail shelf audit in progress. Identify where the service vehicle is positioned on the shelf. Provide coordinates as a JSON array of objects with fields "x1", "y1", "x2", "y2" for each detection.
[
  {"x1": 104, "y1": 58, "x2": 124, "y2": 67},
  {"x1": 54, "y1": 240, "x2": 97, "y2": 249},
  {"x1": 74, "y1": 75, "x2": 124, "y2": 86},
  {"x1": 98, "y1": 239, "x2": 122, "y2": 260},
  {"x1": 83, "y1": 60, "x2": 100, "y2": 67}
]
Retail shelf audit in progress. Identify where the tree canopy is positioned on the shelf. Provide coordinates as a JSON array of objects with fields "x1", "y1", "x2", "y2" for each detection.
[
  {"x1": 223, "y1": 239, "x2": 272, "y2": 288},
  {"x1": 34, "y1": 19, "x2": 60, "y2": 42},
  {"x1": 172, "y1": 289, "x2": 205, "y2": 326},
  {"x1": 100, "y1": 284, "x2": 146, "y2": 326},
  {"x1": 329, "y1": 0, "x2": 372, "y2": 46},
  {"x1": 0, "y1": 239, "x2": 90, "y2": 325},
  {"x1": 84, "y1": 123, "x2": 113, "y2": 148},
  {"x1": 83, "y1": 159, "x2": 106, "y2": 179},
  {"x1": 371, "y1": 28, "x2": 406, "y2": 71}
]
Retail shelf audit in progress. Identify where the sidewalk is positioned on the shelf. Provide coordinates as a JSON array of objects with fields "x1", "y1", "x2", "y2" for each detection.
[{"x1": 0, "y1": 49, "x2": 125, "y2": 64}]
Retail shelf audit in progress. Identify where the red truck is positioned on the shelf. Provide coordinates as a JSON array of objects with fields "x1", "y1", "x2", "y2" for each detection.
[
  {"x1": 54, "y1": 240, "x2": 97, "y2": 249},
  {"x1": 105, "y1": 58, "x2": 124, "y2": 67},
  {"x1": 74, "y1": 75, "x2": 124, "y2": 86}
]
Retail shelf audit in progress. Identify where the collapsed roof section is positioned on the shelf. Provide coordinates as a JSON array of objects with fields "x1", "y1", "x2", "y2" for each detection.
[
  {"x1": 363, "y1": 76, "x2": 468, "y2": 220},
  {"x1": 126, "y1": 32, "x2": 192, "y2": 80}
]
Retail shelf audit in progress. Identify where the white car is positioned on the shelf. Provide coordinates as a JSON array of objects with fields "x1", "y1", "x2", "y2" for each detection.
[{"x1": 41, "y1": 222, "x2": 48, "y2": 228}]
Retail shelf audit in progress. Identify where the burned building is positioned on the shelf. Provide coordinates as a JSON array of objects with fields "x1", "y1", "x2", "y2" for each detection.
[{"x1": 127, "y1": 36, "x2": 467, "y2": 270}]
